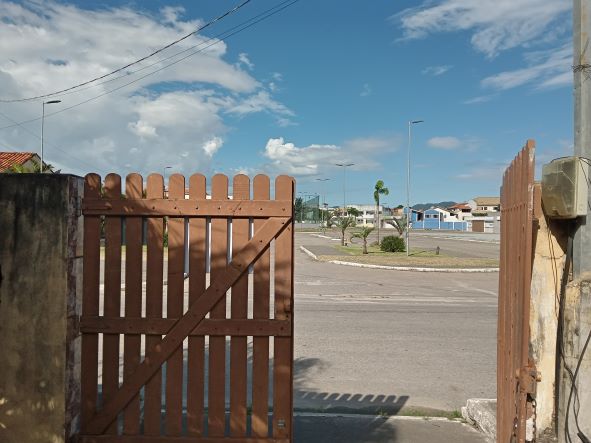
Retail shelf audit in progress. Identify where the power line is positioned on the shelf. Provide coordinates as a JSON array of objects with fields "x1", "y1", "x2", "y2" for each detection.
[
  {"x1": 18, "y1": 0, "x2": 296, "y2": 101},
  {"x1": 0, "y1": 0, "x2": 299, "y2": 131},
  {"x1": 0, "y1": 0, "x2": 253, "y2": 103}
]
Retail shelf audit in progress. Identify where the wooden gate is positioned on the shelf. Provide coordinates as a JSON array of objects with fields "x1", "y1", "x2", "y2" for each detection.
[
  {"x1": 79, "y1": 173, "x2": 294, "y2": 442},
  {"x1": 498, "y1": 140, "x2": 539, "y2": 443}
]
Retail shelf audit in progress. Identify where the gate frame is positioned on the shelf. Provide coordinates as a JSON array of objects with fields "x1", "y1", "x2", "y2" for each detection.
[{"x1": 78, "y1": 173, "x2": 295, "y2": 443}]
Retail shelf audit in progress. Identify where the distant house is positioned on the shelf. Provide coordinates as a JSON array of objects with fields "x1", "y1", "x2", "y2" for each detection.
[
  {"x1": 447, "y1": 202, "x2": 473, "y2": 221},
  {"x1": 0, "y1": 152, "x2": 42, "y2": 172},
  {"x1": 469, "y1": 196, "x2": 500, "y2": 212},
  {"x1": 347, "y1": 204, "x2": 393, "y2": 228}
]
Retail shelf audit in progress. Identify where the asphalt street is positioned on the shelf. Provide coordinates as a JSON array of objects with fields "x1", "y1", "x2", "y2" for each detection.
[{"x1": 294, "y1": 233, "x2": 498, "y2": 414}]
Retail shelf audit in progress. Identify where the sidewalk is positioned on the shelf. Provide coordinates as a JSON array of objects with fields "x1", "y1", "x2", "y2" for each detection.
[{"x1": 294, "y1": 414, "x2": 487, "y2": 443}]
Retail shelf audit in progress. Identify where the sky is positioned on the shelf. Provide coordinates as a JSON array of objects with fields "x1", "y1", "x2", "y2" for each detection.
[{"x1": 0, "y1": 0, "x2": 574, "y2": 207}]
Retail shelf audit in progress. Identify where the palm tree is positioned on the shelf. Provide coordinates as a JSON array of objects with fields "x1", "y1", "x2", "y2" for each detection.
[
  {"x1": 352, "y1": 226, "x2": 374, "y2": 254},
  {"x1": 373, "y1": 180, "x2": 389, "y2": 244},
  {"x1": 334, "y1": 216, "x2": 356, "y2": 246}
]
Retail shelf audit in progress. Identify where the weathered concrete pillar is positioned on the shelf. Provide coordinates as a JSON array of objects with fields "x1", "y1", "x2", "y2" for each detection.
[
  {"x1": 0, "y1": 174, "x2": 84, "y2": 443},
  {"x1": 529, "y1": 214, "x2": 567, "y2": 440}
]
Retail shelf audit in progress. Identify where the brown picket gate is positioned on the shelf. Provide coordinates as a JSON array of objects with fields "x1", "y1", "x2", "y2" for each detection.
[
  {"x1": 79, "y1": 173, "x2": 294, "y2": 442},
  {"x1": 497, "y1": 140, "x2": 540, "y2": 443}
]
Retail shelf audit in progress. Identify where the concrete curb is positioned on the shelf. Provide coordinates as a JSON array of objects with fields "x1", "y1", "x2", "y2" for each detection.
[
  {"x1": 300, "y1": 246, "x2": 499, "y2": 273},
  {"x1": 461, "y1": 398, "x2": 496, "y2": 442},
  {"x1": 328, "y1": 260, "x2": 499, "y2": 273}
]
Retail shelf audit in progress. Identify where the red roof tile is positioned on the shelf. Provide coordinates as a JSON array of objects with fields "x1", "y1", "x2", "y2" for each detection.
[{"x1": 0, "y1": 152, "x2": 37, "y2": 171}]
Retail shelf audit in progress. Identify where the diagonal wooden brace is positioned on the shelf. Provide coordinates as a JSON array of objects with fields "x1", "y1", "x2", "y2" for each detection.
[{"x1": 84, "y1": 216, "x2": 291, "y2": 434}]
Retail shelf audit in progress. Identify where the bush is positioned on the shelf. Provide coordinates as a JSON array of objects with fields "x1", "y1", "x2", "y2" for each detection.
[{"x1": 380, "y1": 235, "x2": 405, "y2": 252}]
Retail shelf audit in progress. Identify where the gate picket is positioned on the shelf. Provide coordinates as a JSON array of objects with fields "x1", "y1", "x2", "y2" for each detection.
[
  {"x1": 102, "y1": 174, "x2": 122, "y2": 435},
  {"x1": 230, "y1": 175, "x2": 250, "y2": 436},
  {"x1": 273, "y1": 176, "x2": 294, "y2": 439},
  {"x1": 209, "y1": 174, "x2": 229, "y2": 437},
  {"x1": 81, "y1": 173, "x2": 101, "y2": 432},
  {"x1": 251, "y1": 175, "x2": 271, "y2": 438},
  {"x1": 144, "y1": 174, "x2": 164, "y2": 435},
  {"x1": 187, "y1": 174, "x2": 207, "y2": 437},
  {"x1": 166, "y1": 174, "x2": 185, "y2": 436},
  {"x1": 123, "y1": 174, "x2": 143, "y2": 434}
]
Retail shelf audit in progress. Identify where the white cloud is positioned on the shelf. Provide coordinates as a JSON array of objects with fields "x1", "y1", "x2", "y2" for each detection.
[
  {"x1": 463, "y1": 94, "x2": 496, "y2": 105},
  {"x1": 202, "y1": 136, "x2": 223, "y2": 157},
  {"x1": 428, "y1": 136, "x2": 462, "y2": 150},
  {"x1": 261, "y1": 136, "x2": 400, "y2": 176},
  {"x1": 481, "y1": 44, "x2": 571, "y2": 90},
  {"x1": 422, "y1": 65, "x2": 452, "y2": 76},
  {"x1": 0, "y1": 2, "x2": 291, "y2": 175},
  {"x1": 238, "y1": 52, "x2": 254, "y2": 70},
  {"x1": 395, "y1": 0, "x2": 570, "y2": 58},
  {"x1": 360, "y1": 83, "x2": 372, "y2": 97}
]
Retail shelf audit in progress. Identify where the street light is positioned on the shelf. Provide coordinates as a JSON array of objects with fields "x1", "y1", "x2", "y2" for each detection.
[
  {"x1": 41, "y1": 100, "x2": 61, "y2": 173},
  {"x1": 407, "y1": 120, "x2": 424, "y2": 256},
  {"x1": 163, "y1": 166, "x2": 172, "y2": 187},
  {"x1": 316, "y1": 178, "x2": 330, "y2": 229},
  {"x1": 335, "y1": 163, "x2": 354, "y2": 216}
]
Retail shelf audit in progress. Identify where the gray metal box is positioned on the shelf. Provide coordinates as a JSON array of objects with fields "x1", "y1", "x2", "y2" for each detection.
[{"x1": 541, "y1": 156, "x2": 589, "y2": 219}]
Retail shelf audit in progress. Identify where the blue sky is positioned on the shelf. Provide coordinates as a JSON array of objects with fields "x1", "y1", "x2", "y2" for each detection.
[{"x1": 0, "y1": 0, "x2": 573, "y2": 206}]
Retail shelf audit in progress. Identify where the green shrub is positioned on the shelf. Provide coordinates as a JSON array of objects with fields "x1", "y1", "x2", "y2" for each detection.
[{"x1": 380, "y1": 235, "x2": 405, "y2": 252}]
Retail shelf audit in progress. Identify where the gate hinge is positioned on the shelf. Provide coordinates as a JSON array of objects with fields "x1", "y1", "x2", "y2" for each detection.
[{"x1": 517, "y1": 363, "x2": 541, "y2": 395}]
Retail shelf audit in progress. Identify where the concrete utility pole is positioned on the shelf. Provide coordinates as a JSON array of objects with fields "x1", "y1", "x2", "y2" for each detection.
[
  {"x1": 557, "y1": 2, "x2": 591, "y2": 442},
  {"x1": 573, "y1": 0, "x2": 591, "y2": 277},
  {"x1": 336, "y1": 163, "x2": 354, "y2": 216}
]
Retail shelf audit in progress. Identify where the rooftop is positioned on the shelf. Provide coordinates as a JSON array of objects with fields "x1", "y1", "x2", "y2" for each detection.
[{"x1": 0, "y1": 152, "x2": 38, "y2": 171}]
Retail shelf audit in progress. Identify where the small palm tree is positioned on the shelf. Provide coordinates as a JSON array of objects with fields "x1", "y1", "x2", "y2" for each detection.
[
  {"x1": 374, "y1": 180, "x2": 389, "y2": 244},
  {"x1": 352, "y1": 226, "x2": 374, "y2": 254},
  {"x1": 334, "y1": 216, "x2": 356, "y2": 246}
]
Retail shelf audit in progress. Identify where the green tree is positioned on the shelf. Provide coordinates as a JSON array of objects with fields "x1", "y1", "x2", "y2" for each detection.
[
  {"x1": 5, "y1": 158, "x2": 57, "y2": 173},
  {"x1": 347, "y1": 207, "x2": 361, "y2": 217},
  {"x1": 294, "y1": 197, "x2": 303, "y2": 223},
  {"x1": 373, "y1": 180, "x2": 389, "y2": 244},
  {"x1": 352, "y1": 226, "x2": 374, "y2": 254},
  {"x1": 334, "y1": 216, "x2": 356, "y2": 246}
]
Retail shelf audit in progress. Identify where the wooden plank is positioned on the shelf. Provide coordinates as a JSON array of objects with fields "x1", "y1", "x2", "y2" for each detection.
[
  {"x1": 81, "y1": 173, "x2": 102, "y2": 432},
  {"x1": 209, "y1": 174, "x2": 229, "y2": 437},
  {"x1": 144, "y1": 174, "x2": 165, "y2": 436},
  {"x1": 80, "y1": 318, "x2": 291, "y2": 336},
  {"x1": 251, "y1": 174, "x2": 271, "y2": 438},
  {"x1": 230, "y1": 175, "x2": 250, "y2": 437},
  {"x1": 80, "y1": 435, "x2": 290, "y2": 443},
  {"x1": 83, "y1": 199, "x2": 292, "y2": 217},
  {"x1": 102, "y1": 174, "x2": 122, "y2": 434},
  {"x1": 187, "y1": 174, "x2": 206, "y2": 437},
  {"x1": 123, "y1": 174, "x2": 143, "y2": 435},
  {"x1": 85, "y1": 216, "x2": 289, "y2": 434},
  {"x1": 273, "y1": 176, "x2": 294, "y2": 440},
  {"x1": 166, "y1": 174, "x2": 185, "y2": 436}
]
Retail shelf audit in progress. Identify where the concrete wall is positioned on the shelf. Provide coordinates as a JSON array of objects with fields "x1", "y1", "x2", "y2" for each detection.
[
  {"x1": 0, "y1": 174, "x2": 83, "y2": 443},
  {"x1": 529, "y1": 214, "x2": 568, "y2": 438}
]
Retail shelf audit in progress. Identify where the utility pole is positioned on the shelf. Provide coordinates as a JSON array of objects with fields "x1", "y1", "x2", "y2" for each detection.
[
  {"x1": 573, "y1": 0, "x2": 591, "y2": 277},
  {"x1": 557, "y1": 2, "x2": 591, "y2": 442},
  {"x1": 336, "y1": 163, "x2": 354, "y2": 216},
  {"x1": 316, "y1": 178, "x2": 330, "y2": 229},
  {"x1": 407, "y1": 120, "x2": 424, "y2": 256}
]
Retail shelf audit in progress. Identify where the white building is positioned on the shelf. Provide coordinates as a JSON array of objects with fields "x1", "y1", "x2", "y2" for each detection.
[{"x1": 347, "y1": 204, "x2": 394, "y2": 228}]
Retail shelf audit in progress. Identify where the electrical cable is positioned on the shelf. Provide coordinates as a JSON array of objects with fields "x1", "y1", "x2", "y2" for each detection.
[
  {"x1": 0, "y1": 0, "x2": 299, "y2": 131},
  {"x1": 0, "y1": 0, "x2": 253, "y2": 103},
  {"x1": 17, "y1": 0, "x2": 295, "y2": 100}
]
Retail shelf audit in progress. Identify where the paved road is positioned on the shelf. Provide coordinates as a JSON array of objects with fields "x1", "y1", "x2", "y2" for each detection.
[{"x1": 294, "y1": 233, "x2": 498, "y2": 414}]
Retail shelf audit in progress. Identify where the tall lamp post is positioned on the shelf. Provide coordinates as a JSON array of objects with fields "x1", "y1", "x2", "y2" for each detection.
[
  {"x1": 335, "y1": 163, "x2": 354, "y2": 216},
  {"x1": 407, "y1": 120, "x2": 424, "y2": 256},
  {"x1": 41, "y1": 100, "x2": 62, "y2": 172},
  {"x1": 163, "y1": 166, "x2": 172, "y2": 194},
  {"x1": 316, "y1": 178, "x2": 330, "y2": 228}
]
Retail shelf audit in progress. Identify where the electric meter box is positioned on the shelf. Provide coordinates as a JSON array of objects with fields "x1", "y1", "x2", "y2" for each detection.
[{"x1": 541, "y1": 156, "x2": 589, "y2": 219}]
